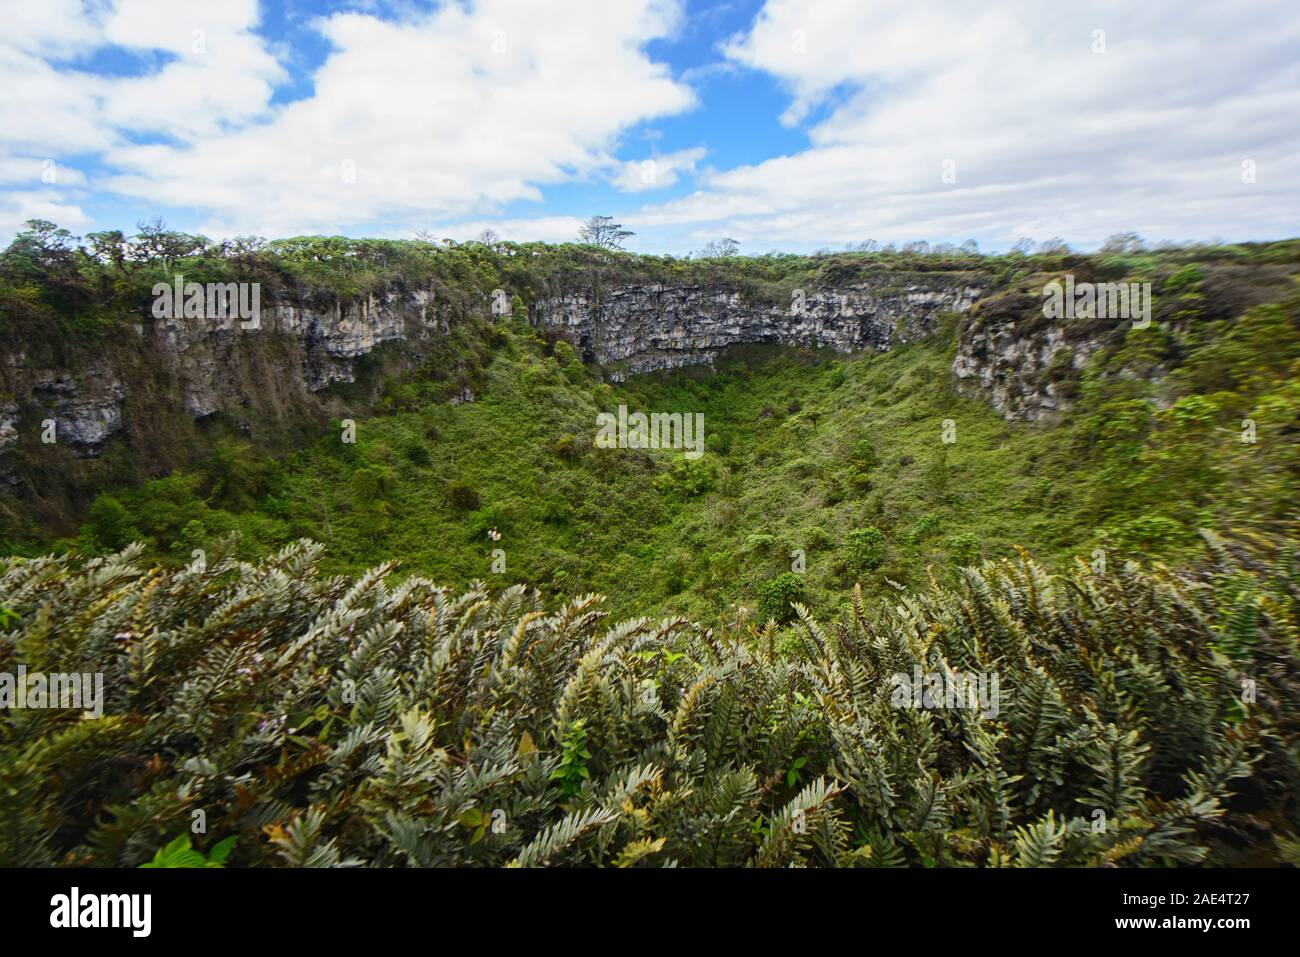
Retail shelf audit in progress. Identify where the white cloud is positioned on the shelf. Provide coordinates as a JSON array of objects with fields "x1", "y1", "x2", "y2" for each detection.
[
  {"x1": 1, "y1": 2, "x2": 283, "y2": 154},
  {"x1": 2, "y1": 0, "x2": 101, "y2": 55},
  {"x1": 0, "y1": 190, "x2": 91, "y2": 238},
  {"x1": 0, "y1": 157, "x2": 86, "y2": 187},
  {"x1": 609, "y1": 146, "x2": 706, "y2": 191},
  {"x1": 0, "y1": 0, "x2": 286, "y2": 237},
  {"x1": 634, "y1": 0, "x2": 1300, "y2": 249},
  {"x1": 1, "y1": 36, "x2": 101, "y2": 157},
  {"x1": 3, "y1": 0, "x2": 1298, "y2": 250},
  {"x1": 97, "y1": 0, "x2": 287, "y2": 139},
  {"x1": 1, "y1": 0, "x2": 694, "y2": 239}
]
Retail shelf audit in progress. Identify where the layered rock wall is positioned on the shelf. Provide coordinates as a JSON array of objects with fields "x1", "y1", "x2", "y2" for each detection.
[
  {"x1": 0, "y1": 286, "x2": 442, "y2": 480},
  {"x1": 951, "y1": 292, "x2": 1111, "y2": 423},
  {"x1": 1, "y1": 271, "x2": 1001, "y2": 482},
  {"x1": 534, "y1": 276, "x2": 985, "y2": 379}
]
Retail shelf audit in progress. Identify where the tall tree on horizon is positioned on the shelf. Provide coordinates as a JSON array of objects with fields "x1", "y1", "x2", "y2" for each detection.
[{"x1": 579, "y1": 215, "x2": 634, "y2": 251}]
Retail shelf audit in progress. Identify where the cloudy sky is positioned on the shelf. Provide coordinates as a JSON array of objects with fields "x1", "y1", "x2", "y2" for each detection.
[{"x1": 3, "y1": 0, "x2": 1298, "y2": 253}]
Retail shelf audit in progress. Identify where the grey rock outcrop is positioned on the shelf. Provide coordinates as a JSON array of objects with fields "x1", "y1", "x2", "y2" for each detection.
[
  {"x1": 534, "y1": 276, "x2": 985, "y2": 379},
  {"x1": 1, "y1": 272, "x2": 995, "y2": 480},
  {"x1": 33, "y1": 368, "x2": 127, "y2": 453},
  {"x1": 0, "y1": 361, "x2": 125, "y2": 470},
  {"x1": 0, "y1": 286, "x2": 444, "y2": 482},
  {"x1": 952, "y1": 302, "x2": 1108, "y2": 423}
]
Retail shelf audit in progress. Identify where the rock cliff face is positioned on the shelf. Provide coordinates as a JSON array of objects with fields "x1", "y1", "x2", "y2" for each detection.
[
  {"x1": 0, "y1": 361, "x2": 127, "y2": 462},
  {"x1": 0, "y1": 286, "x2": 444, "y2": 482},
  {"x1": 951, "y1": 291, "x2": 1110, "y2": 423},
  {"x1": 156, "y1": 289, "x2": 438, "y2": 419},
  {"x1": 534, "y1": 275, "x2": 986, "y2": 379},
  {"x1": 1, "y1": 271, "x2": 996, "y2": 481}
]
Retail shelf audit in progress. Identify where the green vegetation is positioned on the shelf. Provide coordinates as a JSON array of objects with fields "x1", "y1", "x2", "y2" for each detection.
[
  {"x1": 846, "y1": 526, "x2": 886, "y2": 573},
  {"x1": 13, "y1": 267, "x2": 1294, "y2": 625},
  {"x1": 2, "y1": 227, "x2": 1299, "y2": 866},
  {"x1": 758, "y1": 571, "x2": 808, "y2": 624},
  {"x1": 1, "y1": 536, "x2": 1295, "y2": 866},
  {"x1": 139, "y1": 834, "x2": 235, "y2": 869}
]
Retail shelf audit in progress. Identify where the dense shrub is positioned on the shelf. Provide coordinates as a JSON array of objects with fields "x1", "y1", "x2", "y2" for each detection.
[
  {"x1": 846, "y1": 526, "x2": 887, "y2": 574},
  {"x1": 757, "y1": 571, "x2": 809, "y2": 624},
  {"x1": 85, "y1": 494, "x2": 138, "y2": 551},
  {"x1": 652, "y1": 457, "x2": 716, "y2": 498},
  {"x1": 402, "y1": 443, "x2": 432, "y2": 468},
  {"x1": 945, "y1": 532, "x2": 981, "y2": 567},
  {"x1": 849, "y1": 439, "x2": 879, "y2": 475},
  {"x1": 446, "y1": 480, "x2": 481, "y2": 511},
  {"x1": 1, "y1": 537, "x2": 1296, "y2": 867},
  {"x1": 1104, "y1": 514, "x2": 1188, "y2": 554},
  {"x1": 910, "y1": 513, "x2": 942, "y2": 542},
  {"x1": 552, "y1": 433, "x2": 579, "y2": 461}
]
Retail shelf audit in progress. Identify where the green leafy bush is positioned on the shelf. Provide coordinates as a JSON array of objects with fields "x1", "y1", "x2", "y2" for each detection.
[
  {"x1": 0, "y1": 538, "x2": 1297, "y2": 867},
  {"x1": 910, "y1": 513, "x2": 942, "y2": 542},
  {"x1": 140, "y1": 834, "x2": 235, "y2": 869},
  {"x1": 1103, "y1": 514, "x2": 1188, "y2": 554},
  {"x1": 653, "y1": 457, "x2": 716, "y2": 498},
  {"x1": 552, "y1": 433, "x2": 579, "y2": 461},
  {"x1": 446, "y1": 480, "x2": 481, "y2": 511},
  {"x1": 85, "y1": 494, "x2": 139, "y2": 551},
  {"x1": 402, "y1": 442, "x2": 432, "y2": 468},
  {"x1": 849, "y1": 439, "x2": 879, "y2": 474},
  {"x1": 846, "y1": 526, "x2": 886, "y2": 574},
  {"x1": 757, "y1": 571, "x2": 808, "y2": 624},
  {"x1": 945, "y1": 532, "x2": 981, "y2": 567}
]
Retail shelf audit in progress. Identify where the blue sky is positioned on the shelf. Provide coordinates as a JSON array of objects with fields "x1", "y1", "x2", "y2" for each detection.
[{"x1": 3, "y1": 0, "x2": 1298, "y2": 253}]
